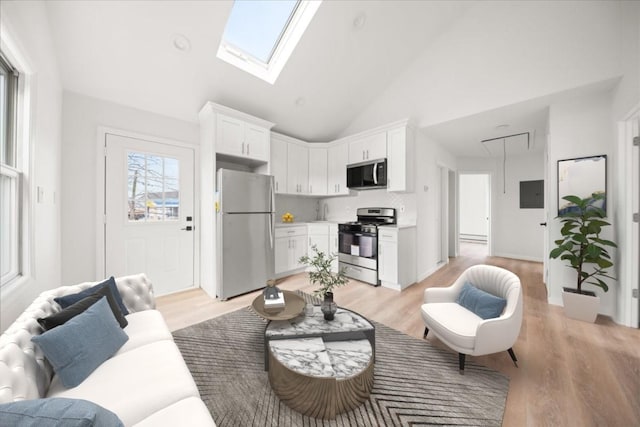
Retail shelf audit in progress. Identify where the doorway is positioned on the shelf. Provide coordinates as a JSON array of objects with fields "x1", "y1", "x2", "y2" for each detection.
[
  {"x1": 103, "y1": 133, "x2": 196, "y2": 296},
  {"x1": 458, "y1": 173, "x2": 491, "y2": 257}
]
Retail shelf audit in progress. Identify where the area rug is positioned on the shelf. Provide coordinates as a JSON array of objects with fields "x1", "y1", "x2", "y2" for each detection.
[{"x1": 173, "y1": 291, "x2": 509, "y2": 426}]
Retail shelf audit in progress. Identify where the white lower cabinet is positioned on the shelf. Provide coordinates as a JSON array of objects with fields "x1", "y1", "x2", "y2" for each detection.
[
  {"x1": 377, "y1": 226, "x2": 416, "y2": 290},
  {"x1": 303, "y1": 223, "x2": 340, "y2": 273},
  {"x1": 307, "y1": 224, "x2": 330, "y2": 267},
  {"x1": 275, "y1": 225, "x2": 308, "y2": 275}
]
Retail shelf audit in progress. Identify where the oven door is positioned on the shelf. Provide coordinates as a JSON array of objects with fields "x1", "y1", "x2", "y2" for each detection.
[{"x1": 338, "y1": 229, "x2": 378, "y2": 270}]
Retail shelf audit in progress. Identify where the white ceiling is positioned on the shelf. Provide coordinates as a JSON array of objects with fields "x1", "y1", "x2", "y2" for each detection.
[
  {"x1": 45, "y1": 0, "x2": 471, "y2": 142},
  {"x1": 421, "y1": 78, "x2": 619, "y2": 158}
]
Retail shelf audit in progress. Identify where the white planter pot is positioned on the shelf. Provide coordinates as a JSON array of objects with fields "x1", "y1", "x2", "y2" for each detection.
[{"x1": 562, "y1": 289, "x2": 600, "y2": 323}]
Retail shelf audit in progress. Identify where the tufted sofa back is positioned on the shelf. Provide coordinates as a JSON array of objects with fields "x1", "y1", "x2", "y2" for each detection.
[{"x1": 0, "y1": 273, "x2": 155, "y2": 403}]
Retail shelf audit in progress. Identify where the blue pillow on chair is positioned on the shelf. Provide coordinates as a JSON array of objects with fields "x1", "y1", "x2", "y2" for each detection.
[
  {"x1": 0, "y1": 397, "x2": 124, "y2": 427},
  {"x1": 32, "y1": 297, "x2": 129, "y2": 388},
  {"x1": 456, "y1": 282, "x2": 507, "y2": 320},
  {"x1": 55, "y1": 276, "x2": 129, "y2": 315}
]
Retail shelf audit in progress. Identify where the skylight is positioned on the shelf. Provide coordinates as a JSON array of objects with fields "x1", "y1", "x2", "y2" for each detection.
[{"x1": 217, "y1": 0, "x2": 322, "y2": 84}]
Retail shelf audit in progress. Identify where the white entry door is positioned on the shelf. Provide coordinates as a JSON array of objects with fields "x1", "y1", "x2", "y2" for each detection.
[{"x1": 105, "y1": 133, "x2": 195, "y2": 295}]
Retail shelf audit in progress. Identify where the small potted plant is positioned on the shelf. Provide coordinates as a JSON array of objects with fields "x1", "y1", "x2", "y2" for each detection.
[
  {"x1": 549, "y1": 193, "x2": 617, "y2": 322},
  {"x1": 299, "y1": 245, "x2": 348, "y2": 320}
]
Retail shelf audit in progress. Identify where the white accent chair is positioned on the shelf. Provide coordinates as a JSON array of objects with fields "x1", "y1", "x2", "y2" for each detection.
[{"x1": 420, "y1": 265, "x2": 523, "y2": 374}]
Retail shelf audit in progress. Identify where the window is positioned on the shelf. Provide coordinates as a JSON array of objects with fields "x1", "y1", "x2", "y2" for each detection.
[
  {"x1": 127, "y1": 152, "x2": 180, "y2": 222},
  {"x1": 0, "y1": 52, "x2": 20, "y2": 287},
  {"x1": 217, "y1": 0, "x2": 322, "y2": 84}
]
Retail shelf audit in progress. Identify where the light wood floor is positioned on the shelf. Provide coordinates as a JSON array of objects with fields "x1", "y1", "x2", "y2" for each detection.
[{"x1": 157, "y1": 248, "x2": 640, "y2": 426}]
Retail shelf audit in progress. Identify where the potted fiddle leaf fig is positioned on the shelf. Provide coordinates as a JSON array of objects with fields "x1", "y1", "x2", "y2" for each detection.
[
  {"x1": 549, "y1": 193, "x2": 617, "y2": 322},
  {"x1": 299, "y1": 245, "x2": 348, "y2": 320}
]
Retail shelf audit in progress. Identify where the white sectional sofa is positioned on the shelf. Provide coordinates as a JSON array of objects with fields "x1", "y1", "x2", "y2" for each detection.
[{"x1": 0, "y1": 274, "x2": 216, "y2": 426}]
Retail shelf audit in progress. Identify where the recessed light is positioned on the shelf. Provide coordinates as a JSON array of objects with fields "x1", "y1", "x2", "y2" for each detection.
[
  {"x1": 173, "y1": 34, "x2": 191, "y2": 52},
  {"x1": 495, "y1": 124, "x2": 510, "y2": 130},
  {"x1": 295, "y1": 97, "x2": 306, "y2": 107},
  {"x1": 353, "y1": 14, "x2": 366, "y2": 29}
]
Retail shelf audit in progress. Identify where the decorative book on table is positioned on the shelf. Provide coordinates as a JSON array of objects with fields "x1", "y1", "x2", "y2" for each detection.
[{"x1": 264, "y1": 292, "x2": 285, "y2": 311}]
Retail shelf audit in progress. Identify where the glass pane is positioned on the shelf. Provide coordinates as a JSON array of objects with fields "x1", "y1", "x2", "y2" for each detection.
[
  {"x1": 127, "y1": 152, "x2": 146, "y2": 221},
  {"x1": 145, "y1": 154, "x2": 163, "y2": 221},
  {"x1": 0, "y1": 71, "x2": 6, "y2": 166},
  {"x1": 223, "y1": 0, "x2": 298, "y2": 63},
  {"x1": 0, "y1": 173, "x2": 16, "y2": 282},
  {"x1": 127, "y1": 151, "x2": 180, "y2": 222},
  {"x1": 163, "y1": 157, "x2": 179, "y2": 221}
]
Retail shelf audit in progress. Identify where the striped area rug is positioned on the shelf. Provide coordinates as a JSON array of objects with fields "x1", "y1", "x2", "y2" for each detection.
[{"x1": 173, "y1": 291, "x2": 509, "y2": 426}]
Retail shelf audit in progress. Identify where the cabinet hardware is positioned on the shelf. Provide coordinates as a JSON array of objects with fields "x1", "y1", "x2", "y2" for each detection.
[
  {"x1": 247, "y1": 144, "x2": 250, "y2": 155},
  {"x1": 366, "y1": 149, "x2": 369, "y2": 159},
  {"x1": 181, "y1": 226, "x2": 193, "y2": 231},
  {"x1": 242, "y1": 142, "x2": 245, "y2": 154},
  {"x1": 287, "y1": 230, "x2": 295, "y2": 234},
  {"x1": 276, "y1": 182, "x2": 278, "y2": 191}
]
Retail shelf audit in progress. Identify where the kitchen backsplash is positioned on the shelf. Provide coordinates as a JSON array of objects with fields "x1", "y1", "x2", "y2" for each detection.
[
  {"x1": 275, "y1": 195, "x2": 319, "y2": 223},
  {"x1": 274, "y1": 190, "x2": 417, "y2": 225}
]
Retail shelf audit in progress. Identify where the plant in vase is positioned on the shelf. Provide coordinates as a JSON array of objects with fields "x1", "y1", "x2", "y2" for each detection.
[
  {"x1": 549, "y1": 193, "x2": 617, "y2": 322},
  {"x1": 299, "y1": 245, "x2": 348, "y2": 320}
]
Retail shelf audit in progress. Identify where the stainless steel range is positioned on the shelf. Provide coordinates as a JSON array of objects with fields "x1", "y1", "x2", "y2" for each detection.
[{"x1": 338, "y1": 208, "x2": 397, "y2": 286}]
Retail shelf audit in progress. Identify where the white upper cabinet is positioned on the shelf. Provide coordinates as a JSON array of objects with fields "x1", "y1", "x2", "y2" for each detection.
[
  {"x1": 270, "y1": 136, "x2": 288, "y2": 194},
  {"x1": 287, "y1": 142, "x2": 309, "y2": 195},
  {"x1": 386, "y1": 125, "x2": 415, "y2": 193},
  {"x1": 348, "y1": 132, "x2": 387, "y2": 164},
  {"x1": 244, "y1": 123, "x2": 269, "y2": 161},
  {"x1": 216, "y1": 113, "x2": 269, "y2": 162},
  {"x1": 308, "y1": 147, "x2": 328, "y2": 196},
  {"x1": 327, "y1": 143, "x2": 349, "y2": 195}
]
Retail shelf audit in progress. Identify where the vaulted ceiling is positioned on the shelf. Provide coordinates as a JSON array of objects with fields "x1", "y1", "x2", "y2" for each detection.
[
  {"x1": 45, "y1": 1, "x2": 628, "y2": 156},
  {"x1": 45, "y1": 0, "x2": 470, "y2": 142}
]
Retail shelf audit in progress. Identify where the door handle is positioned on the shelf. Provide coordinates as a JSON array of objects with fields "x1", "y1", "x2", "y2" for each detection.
[
  {"x1": 181, "y1": 226, "x2": 193, "y2": 231},
  {"x1": 539, "y1": 222, "x2": 547, "y2": 227}
]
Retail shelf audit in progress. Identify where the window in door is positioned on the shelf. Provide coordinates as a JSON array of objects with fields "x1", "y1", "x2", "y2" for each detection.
[{"x1": 127, "y1": 151, "x2": 180, "y2": 222}]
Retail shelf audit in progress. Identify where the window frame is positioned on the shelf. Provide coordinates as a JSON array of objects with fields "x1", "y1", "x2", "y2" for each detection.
[
  {"x1": 0, "y1": 26, "x2": 32, "y2": 290},
  {"x1": 216, "y1": 0, "x2": 322, "y2": 84}
]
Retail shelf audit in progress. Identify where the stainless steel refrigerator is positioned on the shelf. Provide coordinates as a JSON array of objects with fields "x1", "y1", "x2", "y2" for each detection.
[{"x1": 216, "y1": 169, "x2": 275, "y2": 300}]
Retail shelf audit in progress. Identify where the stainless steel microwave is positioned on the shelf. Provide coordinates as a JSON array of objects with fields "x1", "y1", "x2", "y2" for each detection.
[{"x1": 346, "y1": 159, "x2": 387, "y2": 190}]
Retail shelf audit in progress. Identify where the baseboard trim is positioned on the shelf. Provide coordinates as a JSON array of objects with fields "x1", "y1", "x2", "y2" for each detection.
[
  {"x1": 418, "y1": 261, "x2": 448, "y2": 282},
  {"x1": 493, "y1": 252, "x2": 543, "y2": 263}
]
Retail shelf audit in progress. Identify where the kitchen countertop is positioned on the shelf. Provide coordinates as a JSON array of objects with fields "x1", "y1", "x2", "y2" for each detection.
[
  {"x1": 378, "y1": 224, "x2": 416, "y2": 229},
  {"x1": 275, "y1": 221, "x2": 339, "y2": 228}
]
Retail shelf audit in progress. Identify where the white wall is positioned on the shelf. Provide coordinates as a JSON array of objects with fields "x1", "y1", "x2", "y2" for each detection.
[
  {"x1": 61, "y1": 91, "x2": 199, "y2": 285},
  {"x1": 612, "y1": 0, "x2": 640, "y2": 327},
  {"x1": 459, "y1": 174, "x2": 488, "y2": 239},
  {"x1": 493, "y1": 153, "x2": 545, "y2": 262},
  {"x1": 415, "y1": 132, "x2": 457, "y2": 281},
  {"x1": 457, "y1": 152, "x2": 545, "y2": 262},
  {"x1": 342, "y1": 1, "x2": 626, "y2": 137},
  {"x1": 547, "y1": 89, "x2": 617, "y2": 316},
  {"x1": 0, "y1": 1, "x2": 63, "y2": 332}
]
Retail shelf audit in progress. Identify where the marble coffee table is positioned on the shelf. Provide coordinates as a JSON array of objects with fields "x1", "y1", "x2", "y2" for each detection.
[
  {"x1": 264, "y1": 306, "x2": 375, "y2": 370},
  {"x1": 264, "y1": 306, "x2": 375, "y2": 419}
]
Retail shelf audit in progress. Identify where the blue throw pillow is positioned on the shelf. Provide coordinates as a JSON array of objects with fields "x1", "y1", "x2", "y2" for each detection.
[
  {"x1": 456, "y1": 282, "x2": 507, "y2": 320},
  {"x1": 32, "y1": 297, "x2": 129, "y2": 388},
  {"x1": 0, "y1": 397, "x2": 124, "y2": 427},
  {"x1": 55, "y1": 276, "x2": 129, "y2": 315}
]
